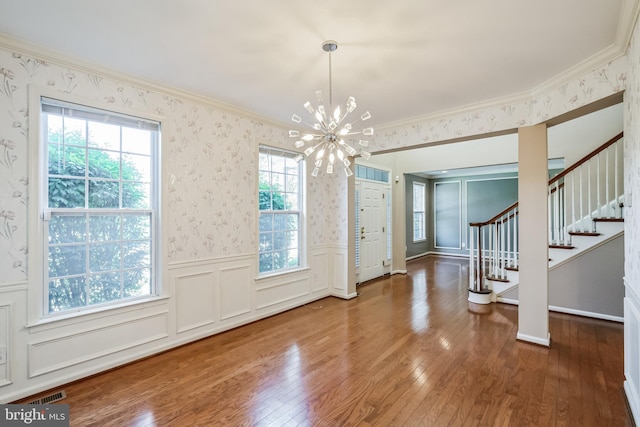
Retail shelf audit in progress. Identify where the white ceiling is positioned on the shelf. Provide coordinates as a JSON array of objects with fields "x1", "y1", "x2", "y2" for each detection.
[{"x1": 0, "y1": 0, "x2": 634, "y2": 129}]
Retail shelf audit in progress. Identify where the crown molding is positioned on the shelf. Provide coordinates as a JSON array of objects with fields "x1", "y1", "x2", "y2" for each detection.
[
  {"x1": 616, "y1": 0, "x2": 640, "y2": 51},
  {"x1": 0, "y1": 32, "x2": 290, "y2": 131},
  {"x1": 377, "y1": 0, "x2": 639, "y2": 133},
  {"x1": 378, "y1": 44, "x2": 627, "y2": 133}
]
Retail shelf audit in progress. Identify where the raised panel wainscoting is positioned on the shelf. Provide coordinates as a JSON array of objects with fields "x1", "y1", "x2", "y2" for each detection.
[
  {"x1": 625, "y1": 278, "x2": 640, "y2": 422},
  {"x1": 0, "y1": 246, "x2": 345, "y2": 403}
]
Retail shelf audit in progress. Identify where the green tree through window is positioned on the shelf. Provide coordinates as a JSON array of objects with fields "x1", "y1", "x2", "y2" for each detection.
[
  {"x1": 258, "y1": 147, "x2": 302, "y2": 273},
  {"x1": 43, "y1": 98, "x2": 158, "y2": 314}
]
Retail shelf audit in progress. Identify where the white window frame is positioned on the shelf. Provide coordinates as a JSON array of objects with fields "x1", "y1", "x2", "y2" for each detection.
[
  {"x1": 28, "y1": 89, "x2": 163, "y2": 322},
  {"x1": 413, "y1": 182, "x2": 426, "y2": 242},
  {"x1": 257, "y1": 146, "x2": 306, "y2": 276}
]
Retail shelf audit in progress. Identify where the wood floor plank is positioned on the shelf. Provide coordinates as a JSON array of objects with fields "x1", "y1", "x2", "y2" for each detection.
[{"x1": 16, "y1": 256, "x2": 632, "y2": 426}]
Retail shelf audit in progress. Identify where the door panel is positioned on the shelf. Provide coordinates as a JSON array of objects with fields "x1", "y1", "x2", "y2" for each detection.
[{"x1": 359, "y1": 180, "x2": 387, "y2": 282}]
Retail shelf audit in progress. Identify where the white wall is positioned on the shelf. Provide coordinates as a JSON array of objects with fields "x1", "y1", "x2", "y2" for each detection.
[{"x1": 0, "y1": 39, "x2": 349, "y2": 402}]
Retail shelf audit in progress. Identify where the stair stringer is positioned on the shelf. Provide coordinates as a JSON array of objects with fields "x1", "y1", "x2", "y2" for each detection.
[{"x1": 490, "y1": 221, "x2": 624, "y2": 315}]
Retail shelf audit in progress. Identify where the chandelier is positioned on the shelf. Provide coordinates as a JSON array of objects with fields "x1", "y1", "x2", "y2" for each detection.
[{"x1": 290, "y1": 40, "x2": 373, "y2": 177}]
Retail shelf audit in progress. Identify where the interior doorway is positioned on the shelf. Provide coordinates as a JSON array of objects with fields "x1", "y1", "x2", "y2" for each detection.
[{"x1": 355, "y1": 165, "x2": 392, "y2": 283}]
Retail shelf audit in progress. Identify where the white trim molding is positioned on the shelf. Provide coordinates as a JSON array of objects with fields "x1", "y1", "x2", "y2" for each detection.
[
  {"x1": 624, "y1": 277, "x2": 640, "y2": 425},
  {"x1": 516, "y1": 331, "x2": 551, "y2": 347}
]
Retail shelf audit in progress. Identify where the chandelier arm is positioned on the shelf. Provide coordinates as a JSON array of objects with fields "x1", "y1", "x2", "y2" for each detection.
[
  {"x1": 300, "y1": 121, "x2": 324, "y2": 131},
  {"x1": 339, "y1": 113, "x2": 350, "y2": 123},
  {"x1": 289, "y1": 132, "x2": 324, "y2": 139}
]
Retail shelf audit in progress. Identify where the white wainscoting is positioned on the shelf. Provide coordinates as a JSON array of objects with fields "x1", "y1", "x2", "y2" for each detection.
[
  {"x1": 0, "y1": 304, "x2": 11, "y2": 387},
  {"x1": 331, "y1": 245, "x2": 355, "y2": 299},
  {"x1": 219, "y1": 263, "x2": 253, "y2": 320},
  {"x1": 310, "y1": 252, "x2": 329, "y2": 293},
  {"x1": 175, "y1": 271, "x2": 216, "y2": 334},
  {"x1": 625, "y1": 277, "x2": 640, "y2": 424},
  {"x1": 1, "y1": 247, "x2": 341, "y2": 403},
  {"x1": 255, "y1": 276, "x2": 309, "y2": 310},
  {"x1": 28, "y1": 310, "x2": 169, "y2": 378}
]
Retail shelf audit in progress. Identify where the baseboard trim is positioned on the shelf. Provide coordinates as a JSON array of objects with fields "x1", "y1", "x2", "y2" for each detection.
[
  {"x1": 548, "y1": 304, "x2": 623, "y2": 323},
  {"x1": 495, "y1": 299, "x2": 624, "y2": 323},
  {"x1": 624, "y1": 380, "x2": 640, "y2": 426},
  {"x1": 406, "y1": 252, "x2": 430, "y2": 261},
  {"x1": 391, "y1": 270, "x2": 407, "y2": 275},
  {"x1": 516, "y1": 331, "x2": 551, "y2": 347},
  {"x1": 332, "y1": 292, "x2": 358, "y2": 300}
]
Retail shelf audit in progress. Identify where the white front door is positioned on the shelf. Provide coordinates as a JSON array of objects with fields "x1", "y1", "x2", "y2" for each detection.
[{"x1": 358, "y1": 180, "x2": 387, "y2": 283}]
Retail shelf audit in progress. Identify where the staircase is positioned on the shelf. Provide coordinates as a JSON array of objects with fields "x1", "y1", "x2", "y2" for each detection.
[{"x1": 468, "y1": 132, "x2": 625, "y2": 310}]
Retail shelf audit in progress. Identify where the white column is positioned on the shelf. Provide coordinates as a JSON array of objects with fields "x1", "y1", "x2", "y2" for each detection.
[{"x1": 517, "y1": 124, "x2": 550, "y2": 346}]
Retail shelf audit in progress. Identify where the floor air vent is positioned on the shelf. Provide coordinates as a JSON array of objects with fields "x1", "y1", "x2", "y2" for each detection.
[{"x1": 28, "y1": 390, "x2": 66, "y2": 405}]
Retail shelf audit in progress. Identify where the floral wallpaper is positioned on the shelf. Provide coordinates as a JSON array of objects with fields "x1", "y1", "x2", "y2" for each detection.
[
  {"x1": 0, "y1": 39, "x2": 631, "y2": 285},
  {"x1": 0, "y1": 45, "x2": 350, "y2": 284},
  {"x1": 625, "y1": 19, "x2": 640, "y2": 294},
  {"x1": 308, "y1": 170, "x2": 348, "y2": 246}
]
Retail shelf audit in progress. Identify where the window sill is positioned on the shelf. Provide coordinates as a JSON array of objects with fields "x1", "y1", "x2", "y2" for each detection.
[
  {"x1": 413, "y1": 239, "x2": 427, "y2": 243},
  {"x1": 27, "y1": 295, "x2": 169, "y2": 330},
  {"x1": 255, "y1": 266, "x2": 310, "y2": 282}
]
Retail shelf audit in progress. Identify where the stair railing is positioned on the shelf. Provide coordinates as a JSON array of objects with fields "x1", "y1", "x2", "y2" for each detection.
[{"x1": 469, "y1": 132, "x2": 624, "y2": 294}]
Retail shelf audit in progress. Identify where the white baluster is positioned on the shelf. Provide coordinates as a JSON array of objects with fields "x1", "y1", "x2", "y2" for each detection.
[
  {"x1": 548, "y1": 186, "x2": 553, "y2": 244},
  {"x1": 597, "y1": 153, "x2": 601, "y2": 220},
  {"x1": 606, "y1": 147, "x2": 610, "y2": 217},
  {"x1": 469, "y1": 225, "x2": 475, "y2": 290},
  {"x1": 507, "y1": 212, "x2": 511, "y2": 270},
  {"x1": 588, "y1": 161, "x2": 592, "y2": 224},
  {"x1": 579, "y1": 167, "x2": 584, "y2": 231},
  {"x1": 501, "y1": 218, "x2": 506, "y2": 280},
  {"x1": 613, "y1": 140, "x2": 622, "y2": 216}
]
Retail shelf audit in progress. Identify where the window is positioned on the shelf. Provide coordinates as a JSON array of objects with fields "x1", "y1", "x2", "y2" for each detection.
[
  {"x1": 41, "y1": 98, "x2": 160, "y2": 314},
  {"x1": 258, "y1": 147, "x2": 304, "y2": 273},
  {"x1": 355, "y1": 164, "x2": 389, "y2": 183},
  {"x1": 413, "y1": 182, "x2": 426, "y2": 242}
]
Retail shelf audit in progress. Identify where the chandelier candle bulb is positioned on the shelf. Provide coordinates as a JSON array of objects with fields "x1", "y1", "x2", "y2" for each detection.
[
  {"x1": 361, "y1": 111, "x2": 371, "y2": 121},
  {"x1": 292, "y1": 114, "x2": 302, "y2": 123},
  {"x1": 304, "y1": 101, "x2": 314, "y2": 113}
]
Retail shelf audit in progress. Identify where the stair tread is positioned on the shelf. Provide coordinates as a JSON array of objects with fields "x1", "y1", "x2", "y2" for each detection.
[
  {"x1": 549, "y1": 244, "x2": 575, "y2": 249},
  {"x1": 568, "y1": 231, "x2": 601, "y2": 236},
  {"x1": 592, "y1": 217, "x2": 624, "y2": 222}
]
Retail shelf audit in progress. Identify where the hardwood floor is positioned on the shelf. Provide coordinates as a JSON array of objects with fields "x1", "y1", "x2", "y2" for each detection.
[{"x1": 21, "y1": 256, "x2": 632, "y2": 426}]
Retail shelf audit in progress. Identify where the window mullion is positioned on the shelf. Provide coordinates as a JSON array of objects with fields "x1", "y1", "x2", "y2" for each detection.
[{"x1": 85, "y1": 211, "x2": 90, "y2": 308}]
